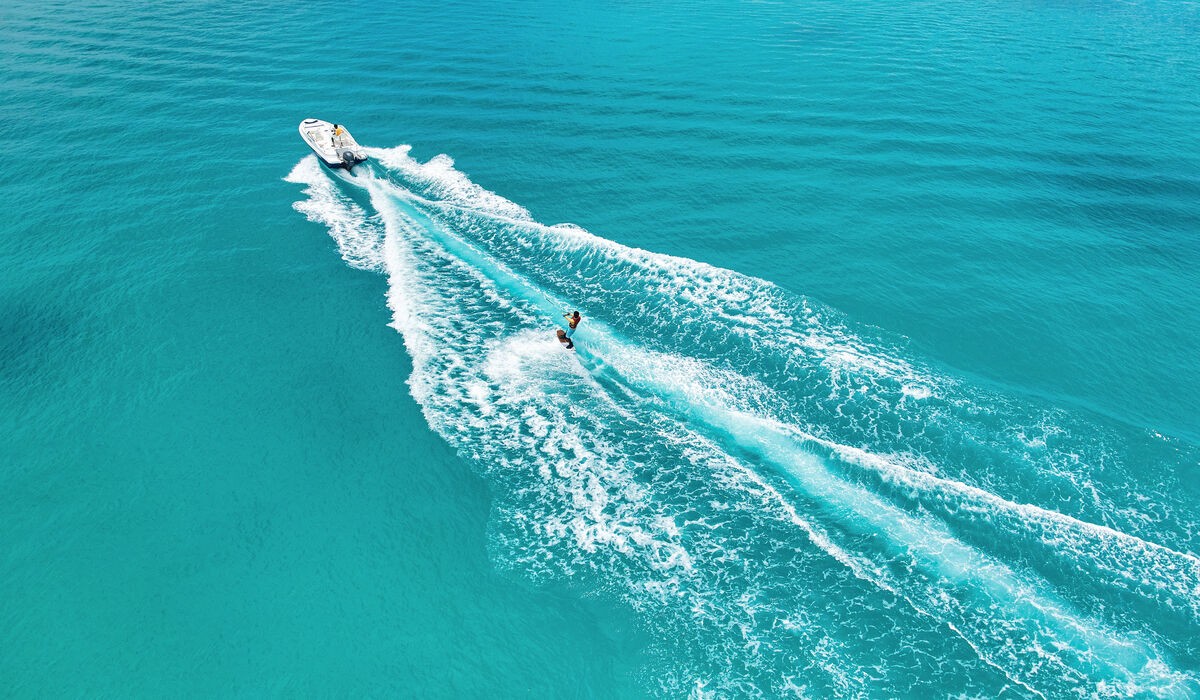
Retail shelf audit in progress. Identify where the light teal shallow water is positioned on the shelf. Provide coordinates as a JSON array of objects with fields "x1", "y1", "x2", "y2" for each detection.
[{"x1": 2, "y1": 0, "x2": 1199, "y2": 696}]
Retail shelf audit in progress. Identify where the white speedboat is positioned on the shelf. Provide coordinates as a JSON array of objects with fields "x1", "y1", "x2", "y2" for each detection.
[{"x1": 298, "y1": 118, "x2": 367, "y2": 169}]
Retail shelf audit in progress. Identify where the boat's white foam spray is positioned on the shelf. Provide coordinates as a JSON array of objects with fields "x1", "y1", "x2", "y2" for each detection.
[{"x1": 286, "y1": 151, "x2": 1199, "y2": 697}]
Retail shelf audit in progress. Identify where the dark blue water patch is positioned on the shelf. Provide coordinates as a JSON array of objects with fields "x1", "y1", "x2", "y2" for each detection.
[{"x1": 0, "y1": 284, "x2": 79, "y2": 392}]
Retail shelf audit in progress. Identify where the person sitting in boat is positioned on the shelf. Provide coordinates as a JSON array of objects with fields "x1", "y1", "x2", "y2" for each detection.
[
  {"x1": 556, "y1": 329, "x2": 574, "y2": 350},
  {"x1": 564, "y1": 310, "x2": 582, "y2": 338}
]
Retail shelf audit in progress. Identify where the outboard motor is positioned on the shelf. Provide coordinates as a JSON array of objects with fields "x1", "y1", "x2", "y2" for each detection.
[{"x1": 339, "y1": 148, "x2": 359, "y2": 166}]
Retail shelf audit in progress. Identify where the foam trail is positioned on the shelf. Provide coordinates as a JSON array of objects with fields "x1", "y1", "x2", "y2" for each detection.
[
  {"x1": 384, "y1": 210, "x2": 1189, "y2": 693},
  {"x1": 284, "y1": 158, "x2": 385, "y2": 270},
  {"x1": 372, "y1": 146, "x2": 1200, "y2": 614},
  {"x1": 361, "y1": 147, "x2": 1200, "y2": 630},
  {"x1": 361, "y1": 181, "x2": 890, "y2": 695},
  {"x1": 598, "y1": 348, "x2": 1187, "y2": 692},
  {"x1": 288, "y1": 151, "x2": 1200, "y2": 697},
  {"x1": 367, "y1": 146, "x2": 1199, "y2": 550}
]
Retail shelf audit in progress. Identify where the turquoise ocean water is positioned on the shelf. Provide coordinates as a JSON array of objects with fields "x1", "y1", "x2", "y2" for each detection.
[{"x1": 3, "y1": 0, "x2": 1199, "y2": 695}]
